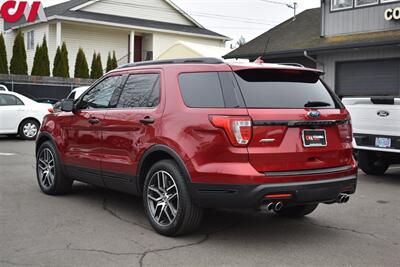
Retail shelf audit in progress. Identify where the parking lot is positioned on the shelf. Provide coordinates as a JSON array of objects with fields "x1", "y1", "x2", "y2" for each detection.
[{"x1": 0, "y1": 137, "x2": 399, "y2": 267}]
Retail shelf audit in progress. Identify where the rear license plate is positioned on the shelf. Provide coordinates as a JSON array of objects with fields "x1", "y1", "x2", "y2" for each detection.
[
  {"x1": 302, "y1": 129, "x2": 327, "y2": 147},
  {"x1": 375, "y1": 137, "x2": 391, "y2": 148}
]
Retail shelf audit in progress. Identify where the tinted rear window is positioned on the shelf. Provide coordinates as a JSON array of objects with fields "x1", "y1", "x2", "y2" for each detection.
[
  {"x1": 234, "y1": 69, "x2": 337, "y2": 109},
  {"x1": 179, "y1": 72, "x2": 225, "y2": 108}
]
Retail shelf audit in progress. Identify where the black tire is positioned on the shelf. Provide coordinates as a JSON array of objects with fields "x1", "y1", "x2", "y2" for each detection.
[
  {"x1": 143, "y1": 160, "x2": 203, "y2": 236},
  {"x1": 18, "y1": 119, "x2": 40, "y2": 140},
  {"x1": 275, "y1": 204, "x2": 319, "y2": 218},
  {"x1": 6, "y1": 134, "x2": 18, "y2": 138},
  {"x1": 36, "y1": 141, "x2": 73, "y2": 195},
  {"x1": 358, "y1": 150, "x2": 389, "y2": 175}
]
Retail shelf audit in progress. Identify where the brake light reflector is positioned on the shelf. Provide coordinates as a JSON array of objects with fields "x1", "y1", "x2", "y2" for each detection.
[
  {"x1": 338, "y1": 120, "x2": 353, "y2": 143},
  {"x1": 210, "y1": 116, "x2": 252, "y2": 146}
]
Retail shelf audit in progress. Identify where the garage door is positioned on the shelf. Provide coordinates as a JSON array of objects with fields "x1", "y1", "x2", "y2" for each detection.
[{"x1": 336, "y1": 59, "x2": 400, "y2": 97}]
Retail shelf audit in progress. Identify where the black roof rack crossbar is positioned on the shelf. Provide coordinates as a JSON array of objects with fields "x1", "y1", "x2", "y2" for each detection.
[{"x1": 117, "y1": 57, "x2": 224, "y2": 69}]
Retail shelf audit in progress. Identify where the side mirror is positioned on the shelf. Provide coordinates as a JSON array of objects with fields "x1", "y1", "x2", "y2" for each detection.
[{"x1": 60, "y1": 99, "x2": 75, "y2": 112}]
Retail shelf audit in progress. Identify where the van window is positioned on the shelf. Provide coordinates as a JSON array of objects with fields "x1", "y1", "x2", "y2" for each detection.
[{"x1": 234, "y1": 69, "x2": 338, "y2": 109}]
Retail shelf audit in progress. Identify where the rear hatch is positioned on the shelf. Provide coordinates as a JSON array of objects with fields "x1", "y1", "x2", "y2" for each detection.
[
  {"x1": 342, "y1": 97, "x2": 400, "y2": 136},
  {"x1": 232, "y1": 67, "x2": 353, "y2": 173}
]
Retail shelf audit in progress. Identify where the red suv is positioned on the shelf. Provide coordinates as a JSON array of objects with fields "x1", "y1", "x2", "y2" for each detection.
[{"x1": 36, "y1": 58, "x2": 357, "y2": 236}]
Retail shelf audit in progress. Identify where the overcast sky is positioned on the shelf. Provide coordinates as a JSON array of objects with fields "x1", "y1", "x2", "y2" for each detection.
[{"x1": 35, "y1": 0, "x2": 320, "y2": 43}]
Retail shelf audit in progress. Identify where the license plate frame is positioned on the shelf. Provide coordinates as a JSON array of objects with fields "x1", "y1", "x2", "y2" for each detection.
[
  {"x1": 375, "y1": 137, "x2": 391, "y2": 148},
  {"x1": 302, "y1": 129, "x2": 327, "y2": 148}
]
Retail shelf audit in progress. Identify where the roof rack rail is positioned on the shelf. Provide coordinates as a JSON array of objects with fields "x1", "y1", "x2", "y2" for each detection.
[
  {"x1": 278, "y1": 63, "x2": 305, "y2": 68},
  {"x1": 117, "y1": 57, "x2": 224, "y2": 69}
]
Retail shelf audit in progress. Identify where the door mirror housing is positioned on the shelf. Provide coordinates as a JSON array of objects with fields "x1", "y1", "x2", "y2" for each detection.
[{"x1": 60, "y1": 99, "x2": 75, "y2": 112}]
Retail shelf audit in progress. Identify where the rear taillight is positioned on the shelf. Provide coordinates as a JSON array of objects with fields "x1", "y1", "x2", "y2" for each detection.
[
  {"x1": 339, "y1": 120, "x2": 352, "y2": 143},
  {"x1": 210, "y1": 115, "x2": 252, "y2": 147},
  {"x1": 48, "y1": 108, "x2": 54, "y2": 113}
]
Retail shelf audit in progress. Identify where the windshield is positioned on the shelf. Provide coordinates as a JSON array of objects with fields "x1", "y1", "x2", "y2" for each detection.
[{"x1": 234, "y1": 69, "x2": 338, "y2": 109}]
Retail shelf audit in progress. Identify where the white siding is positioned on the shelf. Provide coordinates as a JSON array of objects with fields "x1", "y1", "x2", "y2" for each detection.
[
  {"x1": 61, "y1": 22, "x2": 128, "y2": 76},
  {"x1": 82, "y1": 0, "x2": 193, "y2": 26},
  {"x1": 317, "y1": 46, "x2": 400, "y2": 91},
  {"x1": 4, "y1": 23, "x2": 49, "y2": 74},
  {"x1": 0, "y1": 18, "x2": 4, "y2": 34},
  {"x1": 152, "y1": 32, "x2": 225, "y2": 59}
]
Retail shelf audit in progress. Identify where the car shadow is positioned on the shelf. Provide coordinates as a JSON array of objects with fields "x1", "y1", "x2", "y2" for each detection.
[{"x1": 64, "y1": 182, "x2": 341, "y2": 242}]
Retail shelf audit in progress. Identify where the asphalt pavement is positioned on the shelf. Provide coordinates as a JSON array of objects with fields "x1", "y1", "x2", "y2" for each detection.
[{"x1": 0, "y1": 136, "x2": 399, "y2": 267}]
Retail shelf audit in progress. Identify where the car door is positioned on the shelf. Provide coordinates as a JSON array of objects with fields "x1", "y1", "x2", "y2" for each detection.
[
  {"x1": 101, "y1": 71, "x2": 164, "y2": 194},
  {"x1": 0, "y1": 94, "x2": 25, "y2": 134},
  {"x1": 63, "y1": 75, "x2": 123, "y2": 186}
]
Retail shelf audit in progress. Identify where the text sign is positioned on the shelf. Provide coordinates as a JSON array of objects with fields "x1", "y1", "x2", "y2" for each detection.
[
  {"x1": 0, "y1": 1, "x2": 46, "y2": 23},
  {"x1": 385, "y1": 7, "x2": 400, "y2": 21}
]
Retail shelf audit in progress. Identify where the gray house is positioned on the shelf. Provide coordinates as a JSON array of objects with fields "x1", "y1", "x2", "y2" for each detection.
[{"x1": 225, "y1": 0, "x2": 400, "y2": 97}]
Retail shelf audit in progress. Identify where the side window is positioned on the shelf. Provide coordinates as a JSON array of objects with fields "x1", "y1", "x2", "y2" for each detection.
[
  {"x1": 117, "y1": 74, "x2": 160, "y2": 108},
  {"x1": 68, "y1": 92, "x2": 76, "y2": 100},
  {"x1": 179, "y1": 72, "x2": 225, "y2": 108},
  {"x1": 0, "y1": 95, "x2": 24, "y2": 106},
  {"x1": 80, "y1": 76, "x2": 122, "y2": 109}
]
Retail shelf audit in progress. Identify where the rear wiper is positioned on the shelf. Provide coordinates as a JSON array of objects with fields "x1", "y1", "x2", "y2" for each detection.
[{"x1": 304, "y1": 101, "x2": 331, "y2": 108}]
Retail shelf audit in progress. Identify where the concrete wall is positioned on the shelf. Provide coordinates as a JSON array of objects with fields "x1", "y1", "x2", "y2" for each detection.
[
  {"x1": 317, "y1": 45, "x2": 400, "y2": 91},
  {"x1": 323, "y1": 0, "x2": 400, "y2": 36}
]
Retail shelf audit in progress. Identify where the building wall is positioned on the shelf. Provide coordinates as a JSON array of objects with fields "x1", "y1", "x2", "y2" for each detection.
[
  {"x1": 61, "y1": 22, "x2": 129, "y2": 76},
  {"x1": 5, "y1": 23, "x2": 49, "y2": 74},
  {"x1": 0, "y1": 18, "x2": 4, "y2": 34},
  {"x1": 81, "y1": 0, "x2": 193, "y2": 26},
  {"x1": 317, "y1": 46, "x2": 400, "y2": 90},
  {"x1": 323, "y1": 0, "x2": 400, "y2": 36},
  {"x1": 152, "y1": 32, "x2": 225, "y2": 59}
]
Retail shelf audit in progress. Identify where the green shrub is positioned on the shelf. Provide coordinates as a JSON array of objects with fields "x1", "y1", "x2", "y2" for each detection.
[
  {"x1": 10, "y1": 31, "x2": 28, "y2": 75},
  {"x1": 0, "y1": 34, "x2": 8, "y2": 74},
  {"x1": 74, "y1": 48, "x2": 89, "y2": 79},
  {"x1": 90, "y1": 52, "x2": 103, "y2": 79},
  {"x1": 106, "y1": 52, "x2": 113, "y2": 72}
]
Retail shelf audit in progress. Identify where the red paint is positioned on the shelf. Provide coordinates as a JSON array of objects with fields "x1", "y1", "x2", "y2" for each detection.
[
  {"x1": 0, "y1": 1, "x2": 43, "y2": 23},
  {"x1": 40, "y1": 62, "x2": 357, "y2": 188}
]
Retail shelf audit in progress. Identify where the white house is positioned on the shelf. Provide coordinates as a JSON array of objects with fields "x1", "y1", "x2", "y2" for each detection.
[{"x1": 1, "y1": 0, "x2": 229, "y2": 76}]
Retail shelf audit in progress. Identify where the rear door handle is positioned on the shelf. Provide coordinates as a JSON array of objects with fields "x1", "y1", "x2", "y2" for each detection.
[
  {"x1": 88, "y1": 118, "x2": 100, "y2": 125},
  {"x1": 140, "y1": 116, "x2": 155, "y2": 125}
]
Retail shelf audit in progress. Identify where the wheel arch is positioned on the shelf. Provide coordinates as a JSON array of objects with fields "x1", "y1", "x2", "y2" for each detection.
[
  {"x1": 137, "y1": 145, "x2": 192, "y2": 195},
  {"x1": 35, "y1": 132, "x2": 56, "y2": 156},
  {"x1": 18, "y1": 117, "x2": 41, "y2": 130}
]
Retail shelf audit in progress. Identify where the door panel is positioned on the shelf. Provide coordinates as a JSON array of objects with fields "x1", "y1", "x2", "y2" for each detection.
[
  {"x1": 101, "y1": 72, "x2": 162, "y2": 194},
  {"x1": 0, "y1": 94, "x2": 25, "y2": 133}
]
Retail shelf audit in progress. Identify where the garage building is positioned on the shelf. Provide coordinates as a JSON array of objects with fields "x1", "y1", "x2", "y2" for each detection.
[{"x1": 224, "y1": 0, "x2": 400, "y2": 98}]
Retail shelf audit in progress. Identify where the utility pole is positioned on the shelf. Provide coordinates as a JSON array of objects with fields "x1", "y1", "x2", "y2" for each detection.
[{"x1": 259, "y1": 1, "x2": 298, "y2": 21}]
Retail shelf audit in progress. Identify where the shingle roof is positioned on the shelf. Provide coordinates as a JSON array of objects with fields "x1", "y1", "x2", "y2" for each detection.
[
  {"x1": 4, "y1": 0, "x2": 228, "y2": 39},
  {"x1": 224, "y1": 8, "x2": 400, "y2": 59}
]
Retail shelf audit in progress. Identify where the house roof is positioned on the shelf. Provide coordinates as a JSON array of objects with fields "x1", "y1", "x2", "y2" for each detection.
[
  {"x1": 224, "y1": 8, "x2": 400, "y2": 59},
  {"x1": 4, "y1": 0, "x2": 228, "y2": 40}
]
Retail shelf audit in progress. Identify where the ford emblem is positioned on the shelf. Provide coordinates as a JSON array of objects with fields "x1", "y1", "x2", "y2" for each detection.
[
  {"x1": 377, "y1": 110, "x2": 390, "y2": 117},
  {"x1": 308, "y1": 111, "x2": 321, "y2": 119}
]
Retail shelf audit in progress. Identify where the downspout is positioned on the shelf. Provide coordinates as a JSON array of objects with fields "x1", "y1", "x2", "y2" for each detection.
[{"x1": 304, "y1": 50, "x2": 324, "y2": 71}]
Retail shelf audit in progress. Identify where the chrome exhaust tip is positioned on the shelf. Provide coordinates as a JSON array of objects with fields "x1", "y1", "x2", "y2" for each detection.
[
  {"x1": 337, "y1": 194, "x2": 350, "y2": 204},
  {"x1": 274, "y1": 202, "x2": 283, "y2": 211},
  {"x1": 267, "y1": 202, "x2": 275, "y2": 212}
]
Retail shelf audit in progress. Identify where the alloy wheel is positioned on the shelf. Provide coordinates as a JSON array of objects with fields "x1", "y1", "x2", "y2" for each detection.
[
  {"x1": 37, "y1": 148, "x2": 56, "y2": 190},
  {"x1": 147, "y1": 171, "x2": 179, "y2": 226}
]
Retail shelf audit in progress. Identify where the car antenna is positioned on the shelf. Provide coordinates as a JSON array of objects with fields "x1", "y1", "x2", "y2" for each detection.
[{"x1": 255, "y1": 36, "x2": 271, "y2": 64}]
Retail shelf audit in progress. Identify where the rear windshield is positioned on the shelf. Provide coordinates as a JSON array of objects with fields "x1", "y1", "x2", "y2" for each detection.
[{"x1": 234, "y1": 69, "x2": 338, "y2": 109}]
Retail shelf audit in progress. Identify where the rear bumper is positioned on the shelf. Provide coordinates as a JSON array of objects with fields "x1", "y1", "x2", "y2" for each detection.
[
  {"x1": 190, "y1": 175, "x2": 357, "y2": 209},
  {"x1": 354, "y1": 134, "x2": 400, "y2": 154}
]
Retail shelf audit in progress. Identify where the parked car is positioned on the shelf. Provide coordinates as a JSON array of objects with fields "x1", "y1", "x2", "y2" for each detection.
[
  {"x1": 343, "y1": 97, "x2": 400, "y2": 175},
  {"x1": 0, "y1": 91, "x2": 53, "y2": 140},
  {"x1": 35, "y1": 98, "x2": 60, "y2": 105},
  {"x1": 0, "y1": 84, "x2": 9, "y2": 91},
  {"x1": 35, "y1": 58, "x2": 357, "y2": 236},
  {"x1": 67, "y1": 86, "x2": 90, "y2": 100}
]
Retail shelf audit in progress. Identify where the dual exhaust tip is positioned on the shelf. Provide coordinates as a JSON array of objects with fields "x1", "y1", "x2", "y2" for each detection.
[
  {"x1": 265, "y1": 202, "x2": 283, "y2": 212},
  {"x1": 337, "y1": 193, "x2": 350, "y2": 204}
]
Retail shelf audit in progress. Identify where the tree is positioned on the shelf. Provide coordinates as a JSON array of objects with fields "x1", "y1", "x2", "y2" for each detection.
[
  {"x1": 10, "y1": 31, "x2": 28, "y2": 75},
  {"x1": 31, "y1": 44, "x2": 42, "y2": 76},
  {"x1": 0, "y1": 33, "x2": 8, "y2": 74},
  {"x1": 90, "y1": 52, "x2": 103, "y2": 79},
  {"x1": 60, "y1": 42, "x2": 69, "y2": 78},
  {"x1": 31, "y1": 37, "x2": 50, "y2": 76},
  {"x1": 52, "y1": 46, "x2": 62, "y2": 77},
  {"x1": 41, "y1": 36, "x2": 50, "y2": 76},
  {"x1": 106, "y1": 52, "x2": 113, "y2": 72},
  {"x1": 236, "y1": 35, "x2": 246, "y2": 48},
  {"x1": 74, "y1": 48, "x2": 89, "y2": 79},
  {"x1": 112, "y1": 51, "x2": 118, "y2": 69}
]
